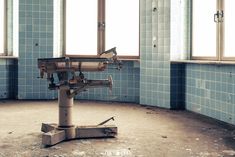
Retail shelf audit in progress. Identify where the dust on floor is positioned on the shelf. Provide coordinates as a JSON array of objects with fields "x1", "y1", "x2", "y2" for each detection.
[{"x1": 0, "y1": 100, "x2": 234, "y2": 157}]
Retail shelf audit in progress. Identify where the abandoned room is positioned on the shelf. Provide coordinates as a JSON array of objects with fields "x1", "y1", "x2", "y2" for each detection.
[{"x1": 0, "y1": 0, "x2": 235, "y2": 156}]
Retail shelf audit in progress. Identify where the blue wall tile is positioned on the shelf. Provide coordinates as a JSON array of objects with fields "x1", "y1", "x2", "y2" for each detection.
[
  {"x1": 185, "y1": 64, "x2": 235, "y2": 125},
  {"x1": 170, "y1": 64, "x2": 185, "y2": 109},
  {"x1": 140, "y1": 0, "x2": 171, "y2": 109},
  {"x1": 74, "y1": 62, "x2": 140, "y2": 103},
  {"x1": 0, "y1": 59, "x2": 18, "y2": 99},
  {"x1": 17, "y1": 0, "x2": 55, "y2": 99}
]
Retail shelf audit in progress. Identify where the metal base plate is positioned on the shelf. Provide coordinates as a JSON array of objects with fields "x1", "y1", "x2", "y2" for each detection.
[{"x1": 41, "y1": 123, "x2": 117, "y2": 146}]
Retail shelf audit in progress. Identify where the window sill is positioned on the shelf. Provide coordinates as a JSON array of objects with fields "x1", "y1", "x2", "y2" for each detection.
[
  {"x1": 120, "y1": 58, "x2": 140, "y2": 62},
  {"x1": 0, "y1": 56, "x2": 18, "y2": 59},
  {"x1": 171, "y1": 60, "x2": 235, "y2": 65}
]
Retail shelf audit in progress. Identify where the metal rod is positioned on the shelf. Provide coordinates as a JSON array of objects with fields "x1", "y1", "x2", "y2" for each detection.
[{"x1": 98, "y1": 117, "x2": 115, "y2": 125}]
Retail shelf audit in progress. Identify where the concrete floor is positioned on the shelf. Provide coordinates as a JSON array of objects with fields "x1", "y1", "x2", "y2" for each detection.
[{"x1": 0, "y1": 100, "x2": 235, "y2": 157}]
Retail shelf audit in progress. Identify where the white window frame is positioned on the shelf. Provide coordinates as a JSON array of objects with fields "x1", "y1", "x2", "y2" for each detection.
[
  {"x1": 192, "y1": 0, "x2": 218, "y2": 60},
  {"x1": 0, "y1": 0, "x2": 18, "y2": 57},
  {"x1": 0, "y1": 0, "x2": 6, "y2": 55},
  {"x1": 222, "y1": 0, "x2": 235, "y2": 60},
  {"x1": 60, "y1": 0, "x2": 140, "y2": 59},
  {"x1": 192, "y1": 0, "x2": 235, "y2": 61}
]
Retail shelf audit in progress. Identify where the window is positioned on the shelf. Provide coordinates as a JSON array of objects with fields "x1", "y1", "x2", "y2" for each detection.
[
  {"x1": 192, "y1": 0, "x2": 217, "y2": 58},
  {"x1": 62, "y1": 0, "x2": 139, "y2": 58},
  {"x1": 0, "y1": 0, "x2": 18, "y2": 57},
  {"x1": 105, "y1": 0, "x2": 139, "y2": 56},
  {"x1": 0, "y1": 0, "x2": 5, "y2": 55},
  {"x1": 224, "y1": 0, "x2": 235, "y2": 58},
  {"x1": 65, "y1": 0, "x2": 97, "y2": 55},
  {"x1": 192, "y1": 0, "x2": 235, "y2": 60}
]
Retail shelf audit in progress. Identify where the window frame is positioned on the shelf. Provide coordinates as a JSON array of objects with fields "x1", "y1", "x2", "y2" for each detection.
[
  {"x1": 191, "y1": 0, "x2": 219, "y2": 61},
  {"x1": 0, "y1": 0, "x2": 7, "y2": 56},
  {"x1": 221, "y1": 0, "x2": 235, "y2": 61},
  {"x1": 62, "y1": 0, "x2": 140, "y2": 59},
  {"x1": 0, "y1": 0, "x2": 18, "y2": 58},
  {"x1": 191, "y1": 0, "x2": 235, "y2": 61}
]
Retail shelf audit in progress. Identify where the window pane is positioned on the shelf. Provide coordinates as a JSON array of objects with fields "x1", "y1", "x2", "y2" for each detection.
[
  {"x1": 192, "y1": 0, "x2": 216, "y2": 57},
  {"x1": 224, "y1": 0, "x2": 235, "y2": 57},
  {"x1": 0, "y1": 0, "x2": 4, "y2": 54},
  {"x1": 106, "y1": 0, "x2": 139, "y2": 56},
  {"x1": 13, "y1": 0, "x2": 19, "y2": 57},
  {"x1": 66, "y1": 0, "x2": 97, "y2": 55}
]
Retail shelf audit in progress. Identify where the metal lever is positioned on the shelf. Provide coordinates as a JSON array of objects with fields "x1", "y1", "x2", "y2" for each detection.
[
  {"x1": 99, "y1": 47, "x2": 117, "y2": 57},
  {"x1": 214, "y1": 10, "x2": 224, "y2": 23},
  {"x1": 98, "y1": 117, "x2": 115, "y2": 126},
  {"x1": 67, "y1": 76, "x2": 113, "y2": 98}
]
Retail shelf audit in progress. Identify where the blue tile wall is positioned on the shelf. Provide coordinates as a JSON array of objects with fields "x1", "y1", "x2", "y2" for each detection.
[
  {"x1": 76, "y1": 62, "x2": 140, "y2": 103},
  {"x1": 185, "y1": 64, "x2": 235, "y2": 125},
  {"x1": 140, "y1": 0, "x2": 171, "y2": 108},
  {"x1": 173, "y1": 0, "x2": 235, "y2": 125},
  {"x1": 18, "y1": 0, "x2": 56, "y2": 99},
  {"x1": 0, "y1": 59, "x2": 17, "y2": 99},
  {"x1": 170, "y1": 63, "x2": 185, "y2": 109}
]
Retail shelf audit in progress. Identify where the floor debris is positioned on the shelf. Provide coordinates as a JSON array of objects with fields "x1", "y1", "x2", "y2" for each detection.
[
  {"x1": 0, "y1": 100, "x2": 235, "y2": 157},
  {"x1": 222, "y1": 150, "x2": 235, "y2": 156},
  {"x1": 72, "y1": 151, "x2": 86, "y2": 156},
  {"x1": 161, "y1": 135, "x2": 167, "y2": 138}
]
